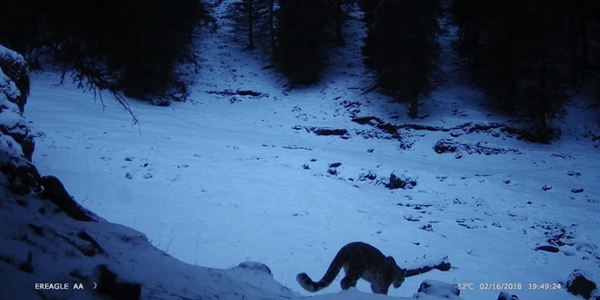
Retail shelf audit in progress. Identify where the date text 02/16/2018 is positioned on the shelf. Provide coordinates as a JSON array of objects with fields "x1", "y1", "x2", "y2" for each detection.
[{"x1": 457, "y1": 282, "x2": 562, "y2": 291}]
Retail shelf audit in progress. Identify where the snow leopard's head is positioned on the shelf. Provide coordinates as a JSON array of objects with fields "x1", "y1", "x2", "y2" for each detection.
[{"x1": 387, "y1": 256, "x2": 406, "y2": 288}]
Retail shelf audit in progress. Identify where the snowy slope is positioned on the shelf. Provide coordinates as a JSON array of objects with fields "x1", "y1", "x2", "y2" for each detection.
[{"x1": 16, "y1": 1, "x2": 600, "y2": 300}]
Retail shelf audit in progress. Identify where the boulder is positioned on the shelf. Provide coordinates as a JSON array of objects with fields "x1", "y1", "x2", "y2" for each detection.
[
  {"x1": 386, "y1": 172, "x2": 417, "y2": 190},
  {"x1": 497, "y1": 291, "x2": 520, "y2": 300},
  {"x1": 0, "y1": 44, "x2": 39, "y2": 195},
  {"x1": 93, "y1": 264, "x2": 141, "y2": 300},
  {"x1": 567, "y1": 269, "x2": 598, "y2": 299},
  {"x1": 0, "y1": 44, "x2": 29, "y2": 113},
  {"x1": 414, "y1": 280, "x2": 461, "y2": 299},
  {"x1": 40, "y1": 175, "x2": 96, "y2": 222}
]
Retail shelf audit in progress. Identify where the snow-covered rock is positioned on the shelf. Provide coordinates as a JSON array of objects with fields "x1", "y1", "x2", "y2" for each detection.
[
  {"x1": 497, "y1": 291, "x2": 520, "y2": 300},
  {"x1": 0, "y1": 44, "x2": 39, "y2": 194},
  {"x1": 567, "y1": 269, "x2": 599, "y2": 300},
  {"x1": 414, "y1": 280, "x2": 462, "y2": 299},
  {"x1": 0, "y1": 44, "x2": 29, "y2": 112}
]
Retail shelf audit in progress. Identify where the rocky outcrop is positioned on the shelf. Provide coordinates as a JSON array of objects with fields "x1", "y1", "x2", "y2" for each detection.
[
  {"x1": 0, "y1": 44, "x2": 40, "y2": 194},
  {"x1": 40, "y1": 175, "x2": 97, "y2": 222},
  {"x1": 567, "y1": 269, "x2": 599, "y2": 300},
  {"x1": 0, "y1": 44, "x2": 29, "y2": 113}
]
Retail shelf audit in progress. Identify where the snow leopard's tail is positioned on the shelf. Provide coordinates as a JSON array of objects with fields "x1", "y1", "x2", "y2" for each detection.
[{"x1": 296, "y1": 251, "x2": 345, "y2": 292}]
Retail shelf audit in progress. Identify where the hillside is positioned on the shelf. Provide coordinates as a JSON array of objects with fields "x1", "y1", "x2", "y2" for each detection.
[{"x1": 2, "y1": 1, "x2": 600, "y2": 300}]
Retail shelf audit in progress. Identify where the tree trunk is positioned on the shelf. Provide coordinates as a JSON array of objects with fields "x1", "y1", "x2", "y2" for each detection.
[
  {"x1": 409, "y1": 88, "x2": 419, "y2": 119},
  {"x1": 576, "y1": 0, "x2": 588, "y2": 66},
  {"x1": 409, "y1": 97, "x2": 418, "y2": 119},
  {"x1": 269, "y1": 0, "x2": 276, "y2": 60},
  {"x1": 537, "y1": 6, "x2": 550, "y2": 143},
  {"x1": 537, "y1": 61, "x2": 550, "y2": 143},
  {"x1": 247, "y1": 0, "x2": 255, "y2": 49},
  {"x1": 503, "y1": 72, "x2": 516, "y2": 113},
  {"x1": 335, "y1": 0, "x2": 344, "y2": 45},
  {"x1": 503, "y1": 19, "x2": 517, "y2": 113}
]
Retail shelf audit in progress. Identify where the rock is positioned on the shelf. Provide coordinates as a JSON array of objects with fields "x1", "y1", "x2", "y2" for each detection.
[
  {"x1": 535, "y1": 245, "x2": 559, "y2": 253},
  {"x1": 313, "y1": 128, "x2": 348, "y2": 137},
  {"x1": 414, "y1": 280, "x2": 461, "y2": 299},
  {"x1": 236, "y1": 90, "x2": 263, "y2": 97},
  {"x1": 433, "y1": 139, "x2": 520, "y2": 158},
  {"x1": 434, "y1": 139, "x2": 458, "y2": 154},
  {"x1": 292, "y1": 126, "x2": 350, "y2": 139},
  {"x1": 329, "y1": 162, "x2": 342, "y2": 168},
  {"x1": 567, "y1": 269, "x2": 598, "y2": 299},
  {"x1": 0, "y1": 133, "x2": 41, "y2": 194},
  {"x1": 386, "y1": 172, "x2": 417, "y2": 190},
  {"x1": 0, "y1": 44, "x2": 40, "y2": 195},
  {"x1": 404, "y1": 215, "x2": 421, "y2": 222},
  {"x1": 77, "y1": 231, "x2": 105, "y2": 255},
  {"x1": 420, "y1": 224, "x2": 433, "y2": 231},
  {"x1": 0, "y1": 115, "x2": 35, "y2": 161},
  {"x1": 94, "y1": 265, "x2": 141, "y2": 300},
  {"x1": 18, "y1": 251, "x2": 34, "y2": 273},
  {"x1": 358, "y1": 171, "x2": 377, "y2": 181},
  {"x1": 238, "y1": 261, "x2": 272, "y2": 275},
  {"x1": 0, "y1": 44, "x2": 29, "y2": 113},
  {"x1": 497, "y1": 291, "x2": 520, "y2": 300},
  {"x1": 328, "y1": 162, "x2": 342, "y2": 175},
  {"x1": 40, "y1": 175, "x2": 95, "y2": 222}
]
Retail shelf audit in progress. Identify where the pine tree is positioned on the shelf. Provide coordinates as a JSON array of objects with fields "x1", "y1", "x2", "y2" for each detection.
[
  {"x1": 451, "y1": 0, "x2": 581, "y2": 142},
  {"x1": 226, "y1": 0, "x2": 277, "y2": 52},
  {"x1": 573, "y1": 0, "x2": 600, "y2": 102},
  {"x1": 362, "y1": 0, "x2": 441, "y2": 118},
  {"x1": 324, "y1": 0, "x2": 355, "y2": 45},
  {"x1": 573, "y1": 0, "x2": 600, "y2": 69},
  {"x1": 276, "y1": 0, "x2": 329, "y2": 84},
  {"x1": 0, "y1": 0, "x2": 210, "y2": 105}
]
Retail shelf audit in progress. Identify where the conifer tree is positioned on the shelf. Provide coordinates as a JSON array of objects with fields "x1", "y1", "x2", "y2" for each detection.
[
  {"x1": 226, "y1": 0, "x2": 277, "y2": 53},
  {"x1": 451, "y1": 0, "x2": 584, "y2": 141},
  {"x1": 362, "y1": 0, "x2": 441, "y2": 118},
  {"x1": 325, "y1": 0, "x2": 355, "y2": 45},
  {"x1": 0, "y1": 0, "x2": 210, "y2": 105},
  {"x1": 276, "y1": 0, "x2": 329, "y2": 84}
]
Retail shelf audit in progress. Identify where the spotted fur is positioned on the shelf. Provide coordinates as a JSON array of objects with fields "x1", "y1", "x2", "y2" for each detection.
[{"x1": 296, "y1": 242, "x2": 406, "y2": 295}]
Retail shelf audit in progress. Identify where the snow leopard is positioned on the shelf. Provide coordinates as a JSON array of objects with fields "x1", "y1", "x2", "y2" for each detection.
[{"x1": 296, "y1": 242, "x2": 407, "y2": 295}]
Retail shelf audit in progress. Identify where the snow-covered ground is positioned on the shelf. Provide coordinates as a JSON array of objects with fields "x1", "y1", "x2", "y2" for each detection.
[{"x1": 5, "y1": 1, "x2": 599, "y2": 300}]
